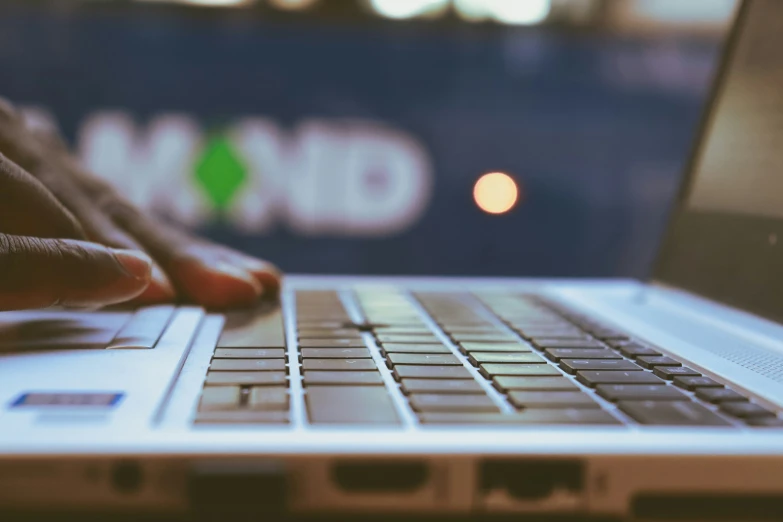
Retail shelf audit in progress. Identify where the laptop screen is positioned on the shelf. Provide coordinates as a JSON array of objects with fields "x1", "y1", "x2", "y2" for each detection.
[{"x1": 655, "y1": 0, "x2": 783, "y2": 322}]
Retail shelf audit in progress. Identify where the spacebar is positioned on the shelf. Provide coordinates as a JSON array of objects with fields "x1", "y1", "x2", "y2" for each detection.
[{"x1": 306, "y1": 387, "x2": 402, "y2": 425}]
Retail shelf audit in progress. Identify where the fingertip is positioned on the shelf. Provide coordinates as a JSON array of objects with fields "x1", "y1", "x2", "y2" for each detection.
[
  {"x1": 235, "y1": 258, "x2": 282, "y2": 296},
  {"x1": 131, "y1": 264, "x2": 177, "y2": 304},
  {"x1": 111, "y1": 249, "x2": 153, "y2": 282},
  {"x1": 173, "y1": 259, "x2": 262, "y2": 309}
]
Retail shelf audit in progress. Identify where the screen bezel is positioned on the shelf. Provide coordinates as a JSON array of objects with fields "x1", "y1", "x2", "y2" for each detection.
[{"x1": 651, "y1": 0, "x2": 783, "y2": 324}]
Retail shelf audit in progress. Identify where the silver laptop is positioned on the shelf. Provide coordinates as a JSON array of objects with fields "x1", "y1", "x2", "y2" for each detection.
[{"x1": 2, "y1": 1, "x2": 783, "y2": 519}]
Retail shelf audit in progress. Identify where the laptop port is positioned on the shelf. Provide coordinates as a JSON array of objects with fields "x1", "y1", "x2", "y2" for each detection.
[
  {"x1": 188, "y1": 460, "x2": 287, "y2": 516},
  {"x1": 479, "y1": 459, "x2": 585, "y2": 510},
  {"x1": 331, "y1": 461, "x2": 429, "y2": 493}
]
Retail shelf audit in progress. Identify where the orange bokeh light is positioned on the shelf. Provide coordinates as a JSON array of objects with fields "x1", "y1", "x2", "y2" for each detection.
[{"x1": 473, "y1": 172, "x2": 519, "y2": 214}]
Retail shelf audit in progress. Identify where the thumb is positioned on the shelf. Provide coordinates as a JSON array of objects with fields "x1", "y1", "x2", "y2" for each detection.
[{"x1": 0, "y1": 234, "x2": 152, "y2": 310}]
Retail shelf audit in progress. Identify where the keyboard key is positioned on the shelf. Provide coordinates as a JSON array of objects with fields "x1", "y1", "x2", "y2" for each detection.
[
  {"x1": 300, "y1": 348, "x2": 372, "y2": 359},
  {"x1": 401, "y1": 379, "x2": 485, "y2": 394},
  {"x1": 480, "y1": 364, "x2": 560, "y2": 378},
  {"x1": 219, "y1": 306, "x2": 286, "y2": 348},
  {"x1": 199, "y1": 386, "x2": 240, "y2": 411},
  {"x1": 745, "y1": 416, "x2": 783, "y2": 427},
  {"x1": 387, "y1": 353, "x2": 462, "y2": 366},
  {"x1": 303, "y1": 371, "x2": 384, "y2": 386},
  {"x1": 615, "y1": 344, "x2": 662, "y2": 358},
  {"x1": 210, "y1": 359, "x2": 286, "y2": 372},
  {"x1": 493, "y1": 376, "x2": 578, "y2": 391},
  {"x1": 508, "y1": 391, "x2": 599, "y2": 409},
  {"x1": 720, "y1": 402, "x2": 776, "y2": 419},
  {"x1": 302, "y1": 359, "x2": 378, "y2": 371},
  {"x1": 468, "y1": 352, "x2": 546, "y2": 365},
  {"x1": 694, "y1": 387, "x2": 746, "y2": 403},
  {"x1": 450, "y1": 333, "x2": 519, "y2": 343},
  {"x1": 394, "y1": 365, "x2": 474, "y2": 380},
  {"x1": 306, "y1": 387, "x2": 401, "y2": 425},
  {"x1": 419, "y1": 409, "x2": 620, "y2": 425},
  {"x1": 376, "y1": 335, "x2": 441, "y2": 344},
  {"x1": 248, "y1": 387, "x2": 289, "y2": 410},
  {"x1": 559, "y1": 359, "x2": 641, "y2": 374},
  {"x1": 577, "y1": 371, "x2": 664, "y2": 387},
  {"x1": 459, "y1": 342, "x2": 533, "y2": 353},
  {"x1": 653, "y1": 366, "x2": 700, "y2": 380},
  {"x1": 673, "y1": 376, "x2": 722, "y2": 391},
  {"x1": 619, "y1": 401, "x2": 732, "y2": 426},
  {"x1": 381, "y1": 344, "x2": 451, "y2": 354},
  {"x1": 544, "y1": 348, "x2": 621, "y2": 362},
  {"x1": 532, "y1": 339, "x2": 604, "y2": 349},
  {"x1": 409, "y1": 394, "x2": 499, "y2": 413},
  {"x1": 298, "y1": 330, "x2": 363, "y2": 339},
  {"x1": 636, "y1": 356, "x2": 681, "y2": 369},
  {"x1": 299, "y1": 339, "x2": 366, "y2": 348},
  {"x1": 195, "y1": 411, "x2": 289, "y2": 424},
  {"x1": 596, "y1": 384, "x2": 686, "y2": 401},
  {"x1": 444, "y1": 326, "x2": 505, "y2": 334},
  {"x1": 205, "y1": 372, "x2": 287, "y2": 386},
  {"x1": 214, "y1": 348, "x2": 286, "y2": 359}
]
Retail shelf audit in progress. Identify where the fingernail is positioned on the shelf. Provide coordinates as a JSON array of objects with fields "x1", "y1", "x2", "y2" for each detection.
[
  {"x1": 150, "y1": 263, "x2": 176, "y2": 296},
  {"x1": 214, "y1": 262, "x2": 263, "y2": 296},
  {"x1": 112, "y1": 249, "x2": 153, "y2": 281}
]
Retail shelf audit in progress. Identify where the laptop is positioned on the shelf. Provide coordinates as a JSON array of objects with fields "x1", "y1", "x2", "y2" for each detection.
[{"x1": 1, "y1": 0, "x2": 783, "y2": 519}]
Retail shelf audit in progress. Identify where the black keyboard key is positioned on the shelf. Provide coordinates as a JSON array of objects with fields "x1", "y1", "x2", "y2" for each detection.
[
  {"x1": 401, "y1": 379, "x2": 484, "y2": 394},
  {"x1": 636, "y1": 356, "x2": 680, "y2": 369},
  {"x1": 653, "y1": 366, "x2": 700, "y2": 380},
  {"x1": 301, "y1": 359, "x2": 377, "y2": 371},
  {"x1": 694, "y1": 387, "x2": 746, "y2": 403},
  {"x1": 450, "y1": 333, "x2": 518, "y2": 343},
  {"x1": 419, "y1": 409, "x2": 620, "y2": 425},
  {"x1": 376, "y1": 334, "x2": 441, "y2": 344},
  {"x1": 532, "y1": 339, "x2": 605, "y2": 349},
  {"x1": 409, "y1": 393, "x2": 499, "y2": 413},
  {"x1": 619, "y1": 401, "x2": 732, "y2": 426},
  {"x1": 559, "y1": 359, "x2": 641, "y2": 374},
  {"x1": 394, "y1": 365, "x2": 474, "y2": 380},
  {"x1": 303, "y1": 371, "x2": 384, "y2": 385},
  {"x1": 248, "y1": 387, "x2": 289, "y2": 411},
  {"x1": 544, "y1": 348, "x2": 620, "y2": 362},
  {"x1": 299, "y1": 339, "x2": 366, "y2": 348},
  {"x1": 673, "y1": 376, "x2": 722, "y2": 391},
  {"x1": 298, "y1": 330, "x2": 363, "y2": 339},
  {"x1": 508, "y1": 391, "x2": 600, "y2": 409},
  {"x1": 480, "y1": 363, "x2": 560, "y2": 378},
  {"x1": 381, "y1": 344, "x2": 452, "y2": 354},
  {"x1": 596, "y1": 384, "x2": 686, "y2": 401},
  {"x1": 387, "y1": 353, "x2": 461, "y2": 366},
  {"x1": 214, "y1": 348, "x2": 286, "y2": 359},
  {"x1": 720, "y1": 402, "x2": 776, "y2": 419},
  {"x1": 300, "y1": 348, "x2": 371, "y2": 359},
  {"x1": 306, "y1": 386, "x2": 401, "y2": 425},
  {"x1": 745, "y1": 416, "x2": 783, "y2": 427},
  {"x1": 199, "y1": 386, "x2": 241, "y2": 411},
  {"x1": 616, "y1": 344, "x2": 662, "y2": 358},
  {"x1": 205, "y1": 371, "x2": 287, "y2": 386},
  {"x1": 219, "y1": 306, "x2": 285, "y2": 348},
  {"x1": 195, "y1": 411, "x2": 289, "y2": 424},
  {"x1": 493, "y1": 376, "x2": 578, "y2": 391},
  {"x1": 577, "y1": 371, "x2": 664, "y2": 387},
  {"x1": 459, "y1": 342, "x2": 533, "y2": 353},
  {"x1": 468, "y1": 352, "x2": 546, "y2": 365},
  {"x1": 210, "y1": 359, "x2": 286, "y2": 372}
]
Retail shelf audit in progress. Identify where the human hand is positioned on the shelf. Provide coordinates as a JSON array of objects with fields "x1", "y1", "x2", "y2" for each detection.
[{"x1": 0, "y1": 98, "x2": 280, "y2": 311}]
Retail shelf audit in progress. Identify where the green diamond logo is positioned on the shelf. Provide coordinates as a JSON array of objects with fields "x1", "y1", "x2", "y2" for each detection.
[{"x1": 194, "y1": 136, "x2": 248, "y2": 211}]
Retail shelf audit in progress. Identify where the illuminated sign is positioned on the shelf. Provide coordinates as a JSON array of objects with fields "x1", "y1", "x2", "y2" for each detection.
[{"x1": 78, "y1": 113, "x2": 433, "y2": 236}]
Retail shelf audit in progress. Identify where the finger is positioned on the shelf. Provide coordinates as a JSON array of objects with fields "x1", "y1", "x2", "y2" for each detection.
[
  {"x1": 17, "y1": 161, "x2": 176, "y2": 303},
  {"x1": 0, "y1": 234, "x2": 151, "y2": 311},
  {"x1": 75, "y1": 181, "x2": 268, "y2": 308},
  {"x1": 212, "y1": 246, "x2": 283, "y2": 298},
  {"x1": 0, "y1": 152, "x2": 85, "y2": 240}
]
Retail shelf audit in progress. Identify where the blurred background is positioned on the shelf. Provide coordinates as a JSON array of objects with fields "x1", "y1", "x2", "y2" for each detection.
[{"x1": 0, "y1": 0, "x2": 736, "y2": 277}]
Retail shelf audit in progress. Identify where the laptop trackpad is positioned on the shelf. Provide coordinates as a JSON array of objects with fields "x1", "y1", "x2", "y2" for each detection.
[{"x1": 0, "y1": 311, "x2": 131, "y2": 353}]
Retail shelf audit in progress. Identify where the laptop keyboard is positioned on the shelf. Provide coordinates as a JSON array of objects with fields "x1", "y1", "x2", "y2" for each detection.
[{"x1": 194, "y1": 289, "x2": 783, "y2": 428}]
